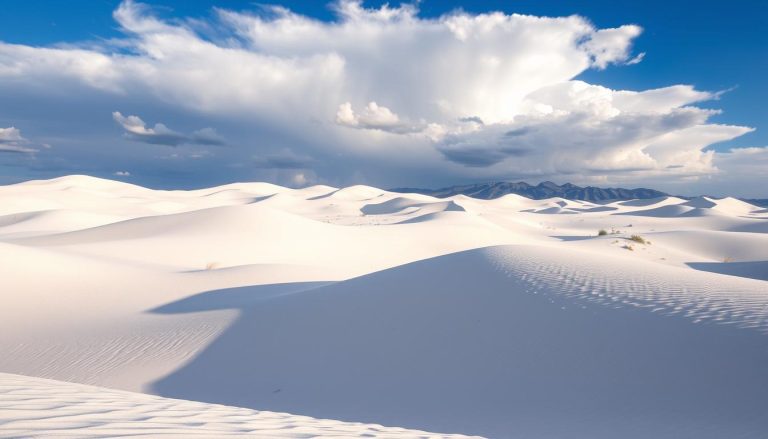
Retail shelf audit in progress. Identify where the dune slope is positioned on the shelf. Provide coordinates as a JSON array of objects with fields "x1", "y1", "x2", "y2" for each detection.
[
  {"x1": 152, "y1": 245, "x2": 768, "y2": 439},
  {"x1": 0, "y1": 373, "x2": 478, "y2": 438}
]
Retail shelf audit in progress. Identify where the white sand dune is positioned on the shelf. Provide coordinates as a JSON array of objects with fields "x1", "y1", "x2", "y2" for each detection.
[
  {"x1": 728, "y1": 219, "x2": 768, "y2": 234},
  {"x1": 642, "y1": 230, "x2": 768, "y2": 263},
  {"x1": 687, "y1": 260, "x2": 768, "y2": 281},
  {"x1": 1, "y1": 175, "x2": 767, "y2": 438},
  {"x1": 616, "y1": 196, "x2": 687, "y2": 207},
  {"x1": 313, "y1": 184, "x2": 386, "y2": 201},
  {"x1": 613, "y1": 195, "x2": 766, "y2": 219},
  {"x1": 361, "y1": 197, "x2": 463, "y2": 216},
  {"x1": 683, "y1": 196, "x2": 761, "y2": 215},
  {"x1": 151, "y1": 245, "x2": 768, "y2": 438},
  {"x1": 0, "y1": 373, "x2": 478, "y2": 438},
  {"x1": 616, "y1": 203, "x2": 695, "y2": 217}
]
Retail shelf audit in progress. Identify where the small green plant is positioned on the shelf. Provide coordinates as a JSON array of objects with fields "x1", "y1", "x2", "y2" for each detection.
[
  {"x1": 598, "y1": 229, "x2": 608, "y2": 236},
  {"x1": 628, "y1": 234, "x2": 647, "y2": 244}
]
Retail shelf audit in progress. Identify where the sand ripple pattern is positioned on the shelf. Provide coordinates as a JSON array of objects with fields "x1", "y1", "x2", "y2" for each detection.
[
  {"x1": 487, "y1": 246, "x2": 768, "y2": 333},
  {"x1": 0, "y1": 373, "x2": 481, "y2": 439}
]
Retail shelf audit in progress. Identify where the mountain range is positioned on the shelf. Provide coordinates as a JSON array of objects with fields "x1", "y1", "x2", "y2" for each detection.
[{"x1": 391, "y1": 181, "x2": 768, "y2": 206}]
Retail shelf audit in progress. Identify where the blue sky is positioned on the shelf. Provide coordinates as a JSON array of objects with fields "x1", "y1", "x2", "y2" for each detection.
[{"x1": 1, "y1": 0, "x2": 766, "y2": 195}]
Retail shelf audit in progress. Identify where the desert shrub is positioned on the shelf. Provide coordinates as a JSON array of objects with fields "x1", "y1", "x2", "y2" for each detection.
[
  {"x1": 628, "y1": 234, "x2": 646, "y2": 244},
  {"x1": 598, "y1": 229, "x2": 608, "y2": 236},
  {"x1": 622, "y1": 244, "x2": 635, "y2": 251}
]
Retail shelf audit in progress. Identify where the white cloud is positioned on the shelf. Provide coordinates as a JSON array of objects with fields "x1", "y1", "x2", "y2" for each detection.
[
  {"x1": 0, "y1": 127, "x2": 24, "y2": 143},
  {"x1": 435, "y1": 80, "x2": 752, "y2": 181},
  {"x1": 112, "y1": 112, "x2": 187, "y2": 146},
  {"x1": 114, "y1": 170, "x2": 131, "y2": 176},
  {"x1": 582, "y1": 25, "x2": 644, "y2": 69},
  {"x1": 0, "y1": 127, "x2": 37, "y2": 153},
  {"x1": 112, "y1": 112, "x2": 225, "y2": 146},
  {"x1": 1, "y1": 0, "x2": 644, "y2": 126},
  {"x1": 336, "y1": 102, "x2": 425, "y2": 134},
  {"x1": 0, "y1": 0, "x2": 758, "y2": 193}
]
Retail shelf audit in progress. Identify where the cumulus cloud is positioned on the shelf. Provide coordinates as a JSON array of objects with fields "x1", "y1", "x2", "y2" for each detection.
[
  {"x1": 0, "y1": 0, "x2": 759, "y2": 193},
  {"x1": 114, "y1": 170, "x2": 131, "y2": 176},
  {"x1": 0, "y1": 127, "x2": 24, "y2": 143},
  {"x1": 112, "y1": 112, "x2": 225, "y2": 146},
  {"x1": 336, "y1": 102, "x2": 425, "y2": 134},
  {"x1": 1, "y1": 0, "x2": 644, "y2": 125},
  {"x1": 0, "y1": 127, "x2": 37, "y2": 153},
  {"x1": 435, "y1": 81, "x2": 751, "y2": 180},
  {"x1": 582, "y1": 25, "x2": 644, "y2": 69}
]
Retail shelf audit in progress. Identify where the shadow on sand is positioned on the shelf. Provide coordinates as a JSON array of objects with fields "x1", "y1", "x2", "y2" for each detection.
[
  {"x1": 147, "y1": 249, "x2": 768, "y2": 438},
  {"x1": 687, "y1": 260, "x2": 768, "y2": 282},
  {"x1": 149, "y1": 281, "x2": 332, "y2": 314}
]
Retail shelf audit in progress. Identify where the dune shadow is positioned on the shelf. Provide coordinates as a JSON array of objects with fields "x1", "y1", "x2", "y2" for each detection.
[
  {"x1": 246, "y1": 194, "x2": 277, "y2": 203},
  {"x1": 687, "y1": 261, "x2": 768, "y2": 282},
  {"x1": 618, "y1": 197, "x2": 673, "y2": 207},
  {"x1": 551, "y1": 235, "x2": 596, "y2": 241},
  {"x1": 613, "y1": 205, "x2": 692, "y2": 217},
  {"x1": 361, "y1": 199, "x2": 465, "y2": 216},
  {"x1": 568, "y1": 206, "x2": 617, "y2": 213},
  {"x1": 149, "y1": 281, "x2": 333, "y2": 314},
  {"x1": 147, "y1": 248, "x2": 768, "y2": 438}
]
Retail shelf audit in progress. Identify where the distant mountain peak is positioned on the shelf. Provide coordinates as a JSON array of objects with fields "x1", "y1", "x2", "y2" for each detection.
[
  {"x1": 390, "y1": 181, "x2": 668, "y2": 202},
  {"x1": 538, "y1": 181, "x2": 561, "y2": 190}
]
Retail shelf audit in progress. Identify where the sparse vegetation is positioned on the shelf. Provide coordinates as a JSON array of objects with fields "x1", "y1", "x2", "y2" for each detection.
[
  {"x1": 205, "y1": 262, "x2": 219, "y2": 270},
  {"x1": 628, "y1": 234, "x2": 647, "y2": 244},
  {"x1": 622, "y1": 244, "x2": 635, "y2": 251},
  {"x1": 598, "y1": 229, "x2": 608, "y2": 236}
]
